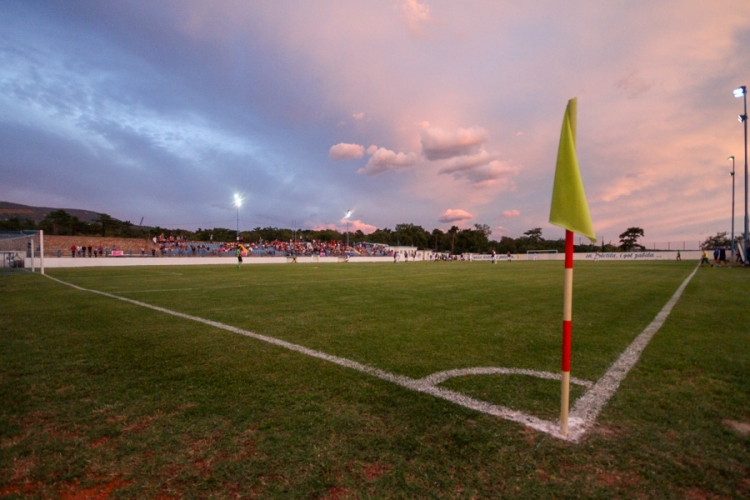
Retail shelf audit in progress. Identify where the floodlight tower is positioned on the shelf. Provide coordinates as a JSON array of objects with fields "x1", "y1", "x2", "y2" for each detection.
[
  {"x1": 729, "y1": 156, "x2": 736, "y2": 260},
  {"x1": 344, "y1": 209, "x2": 353, "y2": 247},
  {"x1": 234, "y1": 194, "x2": 242, "y2": 242},
  {"x1": 734, "y1": 86, "x2": 747, "y2": 262}
]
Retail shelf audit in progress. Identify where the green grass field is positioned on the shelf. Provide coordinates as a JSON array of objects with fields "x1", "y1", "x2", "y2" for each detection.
[{"x1": 1, "y1": 261, "x2": 748, "y2": 498}]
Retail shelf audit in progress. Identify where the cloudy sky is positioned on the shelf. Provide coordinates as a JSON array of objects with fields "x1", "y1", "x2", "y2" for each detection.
[{"x1": 1, "y1": 1, "x2": 748, "y2": 245}]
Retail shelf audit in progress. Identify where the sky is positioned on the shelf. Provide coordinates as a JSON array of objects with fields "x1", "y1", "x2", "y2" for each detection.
[{"x1": 1, "y1": 1, "x2": 749, "y2": 246}]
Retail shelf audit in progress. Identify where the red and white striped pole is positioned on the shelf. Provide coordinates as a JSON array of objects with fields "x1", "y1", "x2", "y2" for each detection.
[{"x1": 560, "y1": 229, "x2": 574, "y2": 435}]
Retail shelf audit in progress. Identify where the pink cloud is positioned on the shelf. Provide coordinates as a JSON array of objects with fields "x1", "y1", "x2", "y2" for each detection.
[
  {"x1": 421, "y1": 126, "x2": 489, "y2": 160},
  {"x1": 440, "y1": 156, "x2": 520, "y2": 188},
  {"x1": 438, "y1": 208, "x2": 473, "y2": 223},
  {"x1": 502, "y1": 209, "x2": 520, "y2": 218},
  {"x1": 329, "y1": 142, "x2": 365, "y2": 160},
  {"x1": 345, "y1": 219, "x2": 377, "y2": 234},
  {"x1": 400, "y1": 0, "x2": 431, "y2": 37},
  {"x1": 357, "y1": 147, "x2": 419, "y2": 176},
  {"x1": 598, "y1": 171, "x2": 653, "y2": 202},
  {"x1": 315, "y1": 219, "x2": 378, "y2": 235}
]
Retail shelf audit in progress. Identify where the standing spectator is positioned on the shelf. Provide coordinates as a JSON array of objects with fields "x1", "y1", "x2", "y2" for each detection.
[
  {"x1": 718, "y1": 246, "x2": 727, "y2": 267},
  {"x1": 70, "y1": 245, "x2": 76, "y2": 258}
]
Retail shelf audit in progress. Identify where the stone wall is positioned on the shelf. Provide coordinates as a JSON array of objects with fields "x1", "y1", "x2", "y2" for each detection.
[{"x1": 42, "y1": 235, "x2": 156, "y2": 257}]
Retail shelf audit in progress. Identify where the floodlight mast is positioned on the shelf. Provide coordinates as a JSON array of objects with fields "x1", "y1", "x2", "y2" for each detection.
[
  {"x1": 344, "y1": 209, "x2": 353, "y2": 247},
  {"x1": 729, "y1": 156, "x2": 736, "y2": 261},
  {"x1": 234, "y1": 194, "x2": 242, "y2": 241},
  {"x1": 735, "y1": 86, "x2": 748, "y2": 263}
]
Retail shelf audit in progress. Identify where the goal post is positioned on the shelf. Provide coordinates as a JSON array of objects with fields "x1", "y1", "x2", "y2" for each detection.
[
  {"x1": 526, "y1": 249, "x2": 559, "y2": 261},
  {"x1": 0, "y1": 230, "x2": 44, "y2": 274}
]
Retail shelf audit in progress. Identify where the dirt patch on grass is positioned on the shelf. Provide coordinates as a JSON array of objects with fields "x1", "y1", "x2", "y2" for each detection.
[
  {"x1": 122, "y1": 415, "x2": 157, "y2": 434},
  {"x1": 233, "y1": 439, "x2": 257, "y2": 461},
  {"x1": 596, "y1": 470, "x2": 642, "y2": 488},
  {"x1": 681, "y1": 487, "x2": 725, "y2": 500},
  {"x1": 589, "y1": 422, "x2": 624, "y2": 440},
  {"x1": 362, "y1": 462, "x2": 392, "y2": 481},
  {"x1": 320, "y1": 485, "x2": 353, "y2": 500},
  {"x1": 535, "y1": 469, "x2": 550, "y2": 483},
  {"x1": 89, "y1": 437, "x2": 113, "y2": 448},
  {"x1": 58, "y1": 477, "x2": 131, "y2": 500},
  {"x1": 10, "y1": 457, "x2": 36, "y2": 482},
  {"x1": 0, "y1": 481, "x2": 43, "y2": 497}
]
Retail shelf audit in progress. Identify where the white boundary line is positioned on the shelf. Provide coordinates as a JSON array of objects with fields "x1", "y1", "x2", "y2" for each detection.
[
  {"x1": 566, "y1": 264, "x2": 700, "y2": 440},
  {"x1": 43, "y1": 265, "x2": 698, "y2": 442}
]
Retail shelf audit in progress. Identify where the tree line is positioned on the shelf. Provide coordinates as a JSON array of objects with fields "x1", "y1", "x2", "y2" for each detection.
[{"x1": 1, "y1": 210, "x2": 657, "y2": 254}]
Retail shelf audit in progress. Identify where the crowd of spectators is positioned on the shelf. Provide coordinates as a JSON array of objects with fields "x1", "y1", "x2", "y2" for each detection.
[
  {"x1": 70, "y1": 244, "x2": 109, "y2": 257},
  {"x1": 222, "y1": 240, "x2": 392, "y2": 257},
  {"x1": 65, "y1": 233, "x2": 402, "y2": 259}
]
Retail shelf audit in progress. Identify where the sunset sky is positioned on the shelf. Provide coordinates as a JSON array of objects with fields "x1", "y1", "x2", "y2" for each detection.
[{"x1": 1, "y1": 1, "x2": 749, "y2": 246}]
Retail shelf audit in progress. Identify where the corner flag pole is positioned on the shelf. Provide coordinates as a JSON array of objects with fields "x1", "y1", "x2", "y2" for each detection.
[
  {"x1": 560, "y1": 230, "x2": 574, "y2": 434},
  {"x1": 548, "y1": 98, "x2": 596, "y2": 436}
]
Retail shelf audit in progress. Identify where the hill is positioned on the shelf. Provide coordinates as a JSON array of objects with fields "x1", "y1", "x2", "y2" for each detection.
[{"x1": 0, "y1": 201, "x2": 104, "y2": 224}]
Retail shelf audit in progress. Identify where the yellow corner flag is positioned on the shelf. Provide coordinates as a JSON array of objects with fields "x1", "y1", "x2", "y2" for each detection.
[{"x1": 549, "y1": 98, "x2": 596, "y2": 242}]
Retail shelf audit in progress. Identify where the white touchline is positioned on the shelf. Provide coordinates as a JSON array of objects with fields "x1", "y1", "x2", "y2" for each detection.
[
  {"x1": 44, "y1": 265, "x2": 698, "y2": 442},
  {"x1": 566, "y1": 264, "x2": 700, "y2": 441}
]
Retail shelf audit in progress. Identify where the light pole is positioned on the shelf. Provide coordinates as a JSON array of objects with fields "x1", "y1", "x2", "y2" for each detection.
[
  {"x1": 234, "y1": 194, "x2": 242, "y2": 242},
  {"x1": 729, "y1": 156, "x2": 736, "y2": 261},
  {"x1": 734, "y1": 86, "x2": 747, "y2": 263},
  {"x1": 344, "y1": 209, "x2": 353, "y2": 248}
]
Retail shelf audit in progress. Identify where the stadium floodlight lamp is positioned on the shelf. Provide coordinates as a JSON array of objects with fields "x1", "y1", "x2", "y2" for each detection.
[
  {"x1": 234, "y1": 193, "x2": 242, "y2": 207},
  {"x1": 740, "y1": 115, "x2": 747, "y2": 123},
  {"x1": 734, "y1": 86, "x2": 746, "y2": 98},
  {"x1": 344, "y1": 209, "x2": 353, "y2": 247}
]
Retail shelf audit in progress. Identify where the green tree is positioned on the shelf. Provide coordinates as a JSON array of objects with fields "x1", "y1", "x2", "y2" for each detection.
[
  {"x1": 394, "y1": 223, "x2": 430, "y2": 249},
  {"x1": 701, "y1": 232, "x2": 731, "y2": 249},
  {"x1": 619, "y1": 227, "x2": 645, "y2": 251},
  {"x1": 494, "y1": 236, "x2": 517, "y2": 254},
  {"x1": 448, "y1": 226, "x2": 459, "y2": 254},
  {"x1": 0, "y1": 216, "x2": 37, "y2": 231},
  {"x1": 431, "y1": 228, "x2": 444, "y2": 251},
  {"x1": 39, "y1": 210, "x2": 77, "y2": 235},
  {"x1": 524, "y1": 228, "x2": 543, "y2": 244},
  {"x1": 94, "y1": 213, "x2": 115, "y2": 237},
  {"x1": 475, "y1": 223, "x2": 492, "y2": 239},
  {"x1": 367, "y1": 228, "x2": 393, "y2": 245}
]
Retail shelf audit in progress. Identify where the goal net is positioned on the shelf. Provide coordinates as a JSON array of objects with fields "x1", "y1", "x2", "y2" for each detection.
[{"x1": 0, "y1": 230, "x2": 43, "y2": 274}]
